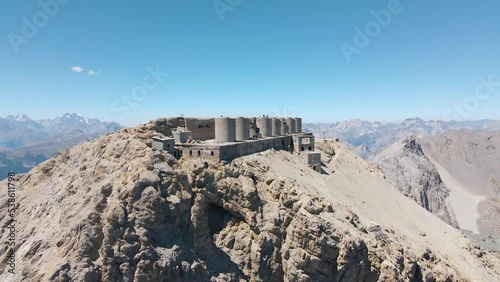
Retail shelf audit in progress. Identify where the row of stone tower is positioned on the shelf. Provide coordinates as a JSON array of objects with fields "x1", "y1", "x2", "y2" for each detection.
[{"x1": 215, "y1": 117, "x2": 302, "y2": 142}]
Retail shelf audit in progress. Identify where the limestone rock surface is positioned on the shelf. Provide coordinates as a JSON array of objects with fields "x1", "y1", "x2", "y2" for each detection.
[{"x1": 0, "y1": 121, "x2": 499, "y2": 281}]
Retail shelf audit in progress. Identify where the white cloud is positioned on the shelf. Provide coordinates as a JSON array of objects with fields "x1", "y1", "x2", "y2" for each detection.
[
  {"x1": 71, "y1": 66, "x2": 84, "y2": 73},
  {"x1": 71, "y1": 66, "x2": 100, "y2": 76}
]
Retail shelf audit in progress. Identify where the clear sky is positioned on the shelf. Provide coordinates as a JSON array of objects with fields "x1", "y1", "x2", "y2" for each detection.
[{"x1": 1, "y1": 0, "x2": 499, "y2": 126}]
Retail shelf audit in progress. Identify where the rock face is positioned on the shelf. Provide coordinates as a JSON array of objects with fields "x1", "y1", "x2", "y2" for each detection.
[
  {"x1": 421, "y1": 130, "x2": 500, "y2": 198},
  {"x1": 370, "y1": 136, "x2": 459, "y2": 228},
  {"x1": 421, "y1": 130, "x2": 500, "y2": 236},
  {"x1": 1, "y1": 121, "x2": 499, "y2": 281},
  {"x1": 372, "y1": 130, "x2": 500, "y2": 237}
]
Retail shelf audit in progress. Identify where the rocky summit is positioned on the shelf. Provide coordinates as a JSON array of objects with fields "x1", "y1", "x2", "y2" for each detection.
[
  {"x1": 1, "y1": 120, "x2": 499, "y2": 281},
  {"x1": 372, "y1": 130, "x2": 500, "y2": 239},
  {"x1": 370, "y1": 136, "x2": 459, "y2": 229}
]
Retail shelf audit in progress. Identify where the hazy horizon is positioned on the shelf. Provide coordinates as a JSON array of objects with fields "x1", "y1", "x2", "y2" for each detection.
[{"x1": 2, "y1": 112, "x2": 500, "y2": 129}]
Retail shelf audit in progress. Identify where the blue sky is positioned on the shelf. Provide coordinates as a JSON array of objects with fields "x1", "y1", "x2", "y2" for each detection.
[{"x1": 1, "y1": 0, "x2": 499, "y2": 126}]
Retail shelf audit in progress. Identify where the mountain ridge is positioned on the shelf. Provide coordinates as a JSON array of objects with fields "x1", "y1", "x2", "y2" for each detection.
[
  {"x1": 371, "y1": 129, "x2": 500, "y2": 237},
  {"x1": 304, "y1": 118, "x2": 500, "y2": 158},
  {"x1": 0, "y1": 113, "x2": 123, "y2": 178},
  {"x1": 1, "y1": 118, "x2": 499, "y2": 281},
  {"x1": 0, "y1": 113, "x2": 122, "y2": 148},
  {"x1": 370, "y1": 135, "x2": 460, "y2": 229}
]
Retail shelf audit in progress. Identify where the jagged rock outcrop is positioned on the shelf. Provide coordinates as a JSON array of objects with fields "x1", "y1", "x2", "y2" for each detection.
[
  {"x1": 420, "y1": 130, "x2": 500, "y2": 236},
  {"x1": 1, "y1": 121, "x2": 499, "y2": 281},
  {"x1": 371, "y1": 130, "x2": 500, "y2": 237},
  {"x1": 371, "y1": 136, "x2": 459, "y2": 228}
]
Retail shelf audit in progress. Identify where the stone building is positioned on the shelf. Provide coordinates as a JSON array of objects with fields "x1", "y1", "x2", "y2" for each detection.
[
  {"x1": 151, "y1": 136, "x2": 179, "y2": 158},
  {"x1": 292, "y1": 133, "x2": 315, "y2": 153},
  {"x1": 301, "y1": 152, "x2": 322, "y2": 173},
  {"x1": 152, "y1": 116, "x2": 320, "y2": 172}
]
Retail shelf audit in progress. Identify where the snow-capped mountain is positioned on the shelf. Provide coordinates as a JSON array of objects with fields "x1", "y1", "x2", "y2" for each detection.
[
  {"x1": 0, "y1": 114, "x2": 49, "y2": 148},
  {"x1": 38, "y1": 113, "x2": 121, "y2": 136},
  {"x1": 0, "y1": 113, "x2": 123, "y2": 177},
  {"x1": 0, "y1": 113, "x2": 122, "y2": 148}
]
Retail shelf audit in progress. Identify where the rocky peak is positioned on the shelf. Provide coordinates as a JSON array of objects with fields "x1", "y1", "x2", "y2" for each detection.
[
  {"x1": 0, "y1": 119, "x2": 498, "y2": 281},
  {"x1": 371, "y1": 135, "x2": 459, "y2": 228},
  {"x1": 12, "y1": 114, "x2": 32, "y2": 122},
  {"x1": 403, "y1": 136, "x2": 425, "y2": 156}
]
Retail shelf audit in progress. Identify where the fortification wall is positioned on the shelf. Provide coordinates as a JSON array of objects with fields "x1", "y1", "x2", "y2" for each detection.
[
  {"x1": 286, "y1": 118, "x2": 296, "y2": 134},
  {"x1": 177, "y1": 145, "x2": 222, "y2": 161},
  {"x1": 271, "y1": 118, "x2": 282, "y2": 136},
  {"x1": 177, "y1": 136, "x2": 292, "y2": 161},
  {"x1": 215, "y1": 117, "x2": 236, "y2": 142},
  {"x1": 258, "y1": 117, "x2": 272, "y2": 137},
  {"x1": 173, "y1": 131, "x2": 191, "y2": 143},
  {"x1": 151, "y1": 117, "x2": 185, "y2": 136},
  {"x1": 281, "y1": 122, "x2": 289, "y2": 136},
  {"x1": 219, "y1": 136, "x2": 292, "y2": 160},
  {"x1": 185, "y1": 118, "x2": 215, "y2": 140},
  {"x1": 250, "y1": 118, "x2": 258, "y2": 138},
  {"x1": 295, "y1": 118, "x2": 302, "y2": 133},
  {"x1": 235, "y1": 117, "x2": 250, "y2": 141}
]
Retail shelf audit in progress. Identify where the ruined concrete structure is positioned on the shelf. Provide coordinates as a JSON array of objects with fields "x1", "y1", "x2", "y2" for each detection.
[
  {"x1": 152, "y1": 116, "x2": 320, "y2": 171},
  {"x1": 151, "y1": 136, "x2": 180, "y2": 158},
  {"x1": 185, "y1": 118, "x2": 215, "y2": 140},
  {"x1": 292, "y1": 133, "x2": 314, "y2": 153},
  {"x1": 301, "y1": 152, "x2": 322, "y2": 173},
  {"x1": 172, "y1": 130, "x2": 191, "y2": 144}
]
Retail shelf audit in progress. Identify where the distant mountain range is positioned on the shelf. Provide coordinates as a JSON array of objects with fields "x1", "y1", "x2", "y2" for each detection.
[
  {"x1": 304, "y1": 118, "x2": 500, "y2": 158},
  {"x1": 0, "y1": 113, "x2": 123, "y2": 178}
]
